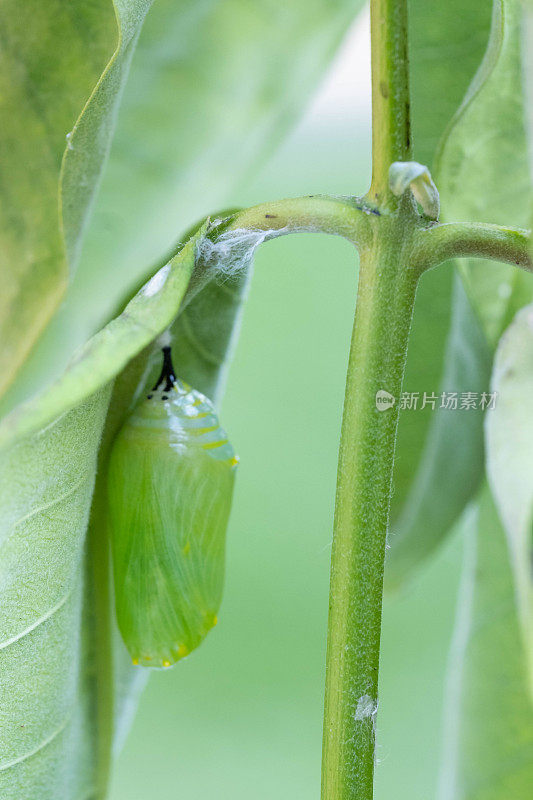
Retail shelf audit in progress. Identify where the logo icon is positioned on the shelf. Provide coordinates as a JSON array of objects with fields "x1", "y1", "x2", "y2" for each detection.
[{"x1": 375, "y1": 390, "x2": 395, "y2": 411}]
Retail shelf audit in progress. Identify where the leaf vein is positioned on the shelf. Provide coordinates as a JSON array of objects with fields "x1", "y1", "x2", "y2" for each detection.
[
  {"x1": 0, "y1": 715, "x2": 69, "y2": 771},
  {"x1": 12, "y1": 471, "x2": 93, "y2": 529},
  {"x1": 0, "y1": 590, "x2": 73, "y2": 651}
]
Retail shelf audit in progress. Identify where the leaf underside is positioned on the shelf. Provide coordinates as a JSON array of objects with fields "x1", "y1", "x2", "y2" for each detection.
[
  {"x1": 389, "y1": 0, "x2": 532, "y2": 585},
  {"x1": 486, "y1": 303, "x2": 533, "y2": 697},
  {"x1": 0, "y1": 228, "x2": 201, "y2": 798},
  {"x1": 1, "y1": 0, "x2": 366, "y2": 419},
  {"x1": 0, "y1": 211, "x2": 270, "y2": 797},
  {"x1": 386, "y1": 0, "x2": 493, "y2": 582},
  {"x1": 438, "y1": 487, "x2": 533, "y2": 800},
  {"x1": 437, "y1": 0, "x2": 533, "y2": 348},
  {"x1": 0, "y1": 0, "x2": 154, "y2": 400},
  {"x1": 393, "y1": 3, "x2": 533, "y2": 798}
]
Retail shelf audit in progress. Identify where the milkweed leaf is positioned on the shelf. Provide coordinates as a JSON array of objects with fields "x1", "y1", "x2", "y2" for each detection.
[
  {"x1": 0, "y1": 225, "x2": 204, "y2": 450},
  {"x1": 0, "y1": 216, "x2": 261, "y2": 794},
  {"x1": 0, "y1": 391, "x2": 109, "y2": 800},
  {"x1": 0, "y1": 0, "x2": 156, "y2": 398},
  {"x1": 3, "y1": 0, "x2": 367, "y2": 416},
  {"x1": 486, "y1": 303, "x2": 533, "y2": 694},
  {"x1": 389, "y1": 0, "x2": 533, "y2": 586},
  {"x1": 438, "y1": 486, "x2": 533, "y2": 800},
  {"x1": 171, "y1": 268, "x2": 251, "y2": 406},
  {"x1": 408, "y1": 0, "x2": 493, "y2": 169},
  {"x1": 437, "y1": 0, "x2": 533, "y2": 348},
  {"x1": 80, "y1": 0, "x2": 368, "y2": 321},
  {"x1": 386, "y1": 0, "x2": 493, "y2": 584},
  {"x1": 0, "y1": 227, "x2": 203, "y2": 798},
  {"x1": 388, "y1": 273, "x2": 491, "y2": 588}
]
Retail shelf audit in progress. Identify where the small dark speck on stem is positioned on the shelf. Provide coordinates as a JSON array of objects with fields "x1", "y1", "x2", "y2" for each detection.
[
  {"x1": 265, "y1": 213, "x2": 278, "y2": 218},
  {"x1": 405, "y1": 101, "x2": 411, "y2": 151}
]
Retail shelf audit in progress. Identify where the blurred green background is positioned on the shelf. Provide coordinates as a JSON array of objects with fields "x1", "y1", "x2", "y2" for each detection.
[{"x1": 109, "y1": 14, "x2": 463, "y2": 800}]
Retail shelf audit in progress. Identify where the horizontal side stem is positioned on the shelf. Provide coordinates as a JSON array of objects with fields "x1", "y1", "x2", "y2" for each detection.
[
  {"x1": 413, "y1": 222, "x2": 532, "y2": 272},
  {"x1": 178, "y1": 194, "x2": 372, "y2": 311},
  {"x1": 225, "y1": 195, "x2": 376, "y2": 246}
]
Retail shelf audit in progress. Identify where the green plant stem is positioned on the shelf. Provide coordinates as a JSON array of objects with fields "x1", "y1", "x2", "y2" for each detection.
[
  {"x1": 322, "y1": 2, "x2": 412, "y2": 798},
  {"x1": 321, "y1": 203, "x2": 419, "y2": 800},
  {"x1": 217, "y1": 199, "x2": 532, "y2": 275},
  {"x1": 414, "y1": 221, "x2": 533, "y2": 272},
  {"x1": 368, "y1": 0, "x2": 411, "y2": 206},
  {"x1": 227, "y1": 194, "x2": 375, "y2": 244}
]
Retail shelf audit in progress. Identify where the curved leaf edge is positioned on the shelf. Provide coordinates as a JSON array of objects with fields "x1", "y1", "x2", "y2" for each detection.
[
  {"x1": 59, "y1": 0, "x2": 154, "y2": 272},
  {"x1": 435, "y1": 0, "x2": 531, "y2": 346},
  {"x1": 485, "y1": 301, "x2": 533, "y2": 698},
  {"x1": 433, "y1": 0, "x2": 504, "y2": 181},
  {"x1": 386, "y1": 268, "x2": 491, "y2": 591},
  {"x1": 0, "y1": 223, "x2": 208, "y2": 451},
  {"x1": 387, "y1": 0, "x2": 528, "y2": 590}
]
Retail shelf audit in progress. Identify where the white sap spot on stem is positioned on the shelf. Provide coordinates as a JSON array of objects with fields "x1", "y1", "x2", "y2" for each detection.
[{"x1": 354, "y1": 694, "x2": 378, "y2": 721}]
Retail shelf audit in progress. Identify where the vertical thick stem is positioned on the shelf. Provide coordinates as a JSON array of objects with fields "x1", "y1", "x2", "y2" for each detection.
[
  {"x1": 369, "y1": 0, "x2": 411, "y2": 205},
  {"x1": 321, "y1": 213, "x2": 419, "y2": 800},
  {"x1": 320, "y1": 3, "x2": 414, "y2": 796}
]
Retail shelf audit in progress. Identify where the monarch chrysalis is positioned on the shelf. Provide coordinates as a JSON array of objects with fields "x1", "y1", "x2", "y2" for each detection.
[{"x1": 107, "y1": 346, "x2": 238, "y2": 668}]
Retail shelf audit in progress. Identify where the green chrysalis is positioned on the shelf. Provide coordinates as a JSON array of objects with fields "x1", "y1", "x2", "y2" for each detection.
[{"x1": 107, "y1": 346, "x2": 238, "y2": 668}]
